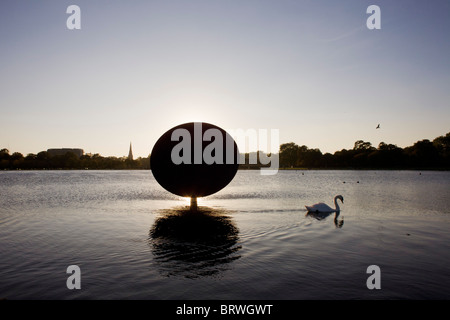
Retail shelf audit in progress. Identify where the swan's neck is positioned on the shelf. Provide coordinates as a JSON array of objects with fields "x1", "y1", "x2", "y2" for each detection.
[{"x1": 334, "y1": 197, "x2": 341, "y2": 212}]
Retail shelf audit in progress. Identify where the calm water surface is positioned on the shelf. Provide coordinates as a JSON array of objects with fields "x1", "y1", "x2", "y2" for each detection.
[{"x1": 1, "y1": 170, "x2": 450, "y2": 299}]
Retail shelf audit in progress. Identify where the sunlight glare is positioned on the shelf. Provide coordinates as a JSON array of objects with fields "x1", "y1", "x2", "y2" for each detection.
[{"x1": 182, "y1": 197, "x2": 204, "y2": 206}]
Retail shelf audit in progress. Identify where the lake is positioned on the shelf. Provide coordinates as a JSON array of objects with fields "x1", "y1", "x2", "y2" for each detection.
[{"x1": 1, "y1": 170, "x2": 450, "y2": 300}]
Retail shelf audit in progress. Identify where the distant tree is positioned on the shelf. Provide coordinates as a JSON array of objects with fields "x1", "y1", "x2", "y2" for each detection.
[
  {"x1": 404, "y1": 139, "x2": 439, "y2": 168},
  {"x1": 34, "y1": 151, "x2": 48, "y2": 168},
  {"x1": 37, "y1": 151, "x2": 50, "y2": 160},
  {"x1": 349, "y1": 140, "x2": 376, "y2": 167},
  {"x1": 378, "y1": 142, "x2": 400, "y2": 151},
  {"x1": 0, "y1": 148, "x2": 10, "y2": 162},
  {"x1": 433, "y1": 132, "x2": 450, "y2": 166},
  {"x1": 0, "y1": 148, "x2": 11, "y2": 169},
  {"x1": 25, "y1": 153, "x2": 37, "y2": 160},
  {"x1": 353, "y1": 140, "x2": 375, "y2": 151},
  {"x1": 0, "y1": 148, "x2": 10, "y2": 155},
  {"x1": 333, "y1": 149, "x2": 353, "y2": 168},
  {"x1": 298, "y1": 147, "x2": 322, "y2": 167},
  {"x1": 11, "y1": 152, "x2": 23, "y2": 160},
  {"x1": 63, "y1": 152, "x2": 80, "y2": 169},
  {"x1": 319, "y1": 152, "x2": 334, "y2": 168},
  {"x1": 22, "y1": 154, "x2": 36, "y2": 169},
  {"x1": 365, "y1": 143, "x2": 404, "y2": 168},
  {"x1": 280, "y1": 142, "x2": 299, "y2": 168},
  {"x1": 10, "y1": 152, "x2": 24, "y2": 168},
  {"x1": 137, "y1": 156, "x2": 151, "y2": 169}
]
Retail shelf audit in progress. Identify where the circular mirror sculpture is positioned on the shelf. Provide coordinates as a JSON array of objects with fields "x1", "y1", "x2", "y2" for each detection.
[{"x1": 151, "y1": 122, "x2": 239, "y2": 210}]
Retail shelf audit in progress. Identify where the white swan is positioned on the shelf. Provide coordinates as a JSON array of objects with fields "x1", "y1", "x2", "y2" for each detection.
[{"x1": 306, "y1": 195, "x2": 344, "y2": 213}]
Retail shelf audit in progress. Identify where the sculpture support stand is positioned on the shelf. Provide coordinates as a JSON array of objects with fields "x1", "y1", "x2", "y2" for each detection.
[{"x1": 190, "y1": 197, "x2": 198, "y2": 212}]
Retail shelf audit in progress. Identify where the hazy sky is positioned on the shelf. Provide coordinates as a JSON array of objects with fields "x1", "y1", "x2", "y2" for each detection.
[{"x1": 1, "y1": 0, "x2": 449, "y2": 158}]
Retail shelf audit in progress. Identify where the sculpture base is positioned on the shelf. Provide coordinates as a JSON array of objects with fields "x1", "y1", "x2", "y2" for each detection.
[{"x1": 190, "y1": 197, "x2": 198, "y2": 212}]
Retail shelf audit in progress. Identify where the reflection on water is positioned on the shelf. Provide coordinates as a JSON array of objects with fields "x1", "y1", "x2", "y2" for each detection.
[
  {"x1": 306, "y1": 211, "x2": 344, "y2": 228},
  {"x1": 148, "y1": 206, "x2": 241, "y2": 278},
  {"x1": 2, "y1": 170, "x2": 450, "y2": 299}
]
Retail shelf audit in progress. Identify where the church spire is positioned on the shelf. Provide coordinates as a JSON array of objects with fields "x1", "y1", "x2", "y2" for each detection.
[{"x1": 128, "y1": 142, "x2": 133, "y2": 161}]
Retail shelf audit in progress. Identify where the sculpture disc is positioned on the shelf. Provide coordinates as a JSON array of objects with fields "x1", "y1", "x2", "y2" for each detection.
[{"x1": 150, "y1": 122, "x2": 239, "y2": 198}]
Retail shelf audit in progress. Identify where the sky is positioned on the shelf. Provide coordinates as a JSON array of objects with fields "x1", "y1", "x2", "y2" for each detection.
[{"x1": 1, "y1": 0, "x2": 449, "y2": 158}]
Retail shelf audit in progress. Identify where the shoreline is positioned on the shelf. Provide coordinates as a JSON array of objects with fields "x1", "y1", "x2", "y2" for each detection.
[{"x1": 2, "y1": 167, "x2": 449, "y2": 172}]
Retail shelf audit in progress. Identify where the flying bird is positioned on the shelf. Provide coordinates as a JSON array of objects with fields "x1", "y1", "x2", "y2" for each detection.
[{"x1": 376, "y1": 124, "x2": 380, "y2": 129}]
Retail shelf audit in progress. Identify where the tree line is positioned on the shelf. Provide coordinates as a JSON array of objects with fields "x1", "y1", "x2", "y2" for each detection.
[
  {"x1": 0, "y1": 151, "x2": 150, "y2": 170},
  {"x1": 1, "y1": 132, "x2": 449, "y2": 170},
  {"x1": 277, "y1": 132, "x2": 450, "y2": 169}
]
